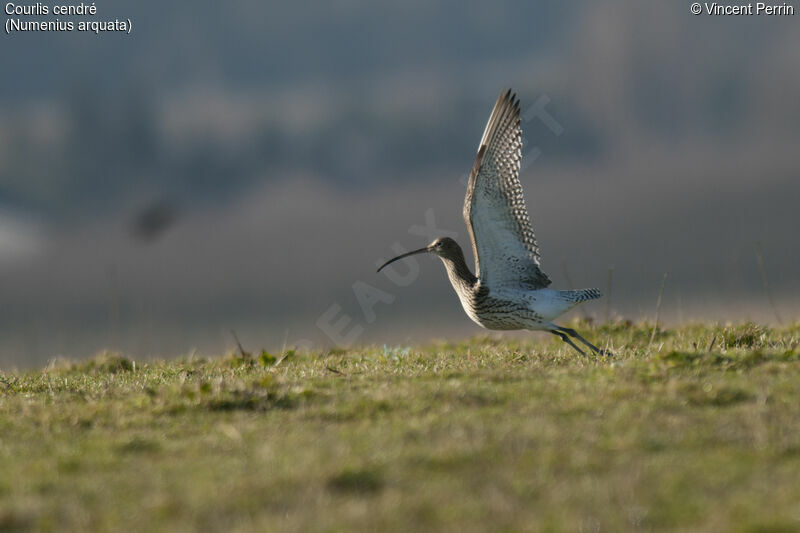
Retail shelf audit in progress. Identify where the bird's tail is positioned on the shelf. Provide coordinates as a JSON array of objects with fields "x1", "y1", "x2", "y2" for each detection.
[{"x1": 564, "y1": 288, "x2": 602, "y2": 304}]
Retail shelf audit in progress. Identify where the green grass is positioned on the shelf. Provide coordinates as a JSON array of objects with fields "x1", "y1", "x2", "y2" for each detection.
[{"x1": 1, "y1": 322, "x2": 800, "y2": 532}]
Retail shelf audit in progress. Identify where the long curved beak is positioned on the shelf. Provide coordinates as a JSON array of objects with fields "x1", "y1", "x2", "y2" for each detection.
[{"x1": 376, "y1": 246, "x2": 429, "y2": 273}]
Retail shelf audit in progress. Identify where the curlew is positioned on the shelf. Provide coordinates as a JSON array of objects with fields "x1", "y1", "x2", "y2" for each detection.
[{"x1": 377, "y1": 89, "x2": 605, "y2": 356}]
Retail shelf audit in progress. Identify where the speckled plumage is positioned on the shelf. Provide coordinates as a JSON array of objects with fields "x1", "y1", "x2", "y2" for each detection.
[
  {"x1": 378, "y1": 89, "x2": 606, "y2": 355},
  {"x1": 464, "y1": 90, "x2": 550, "y2": 290}
]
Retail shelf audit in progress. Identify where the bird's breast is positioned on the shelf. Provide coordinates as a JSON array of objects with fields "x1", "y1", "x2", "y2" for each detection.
[{"x1": 452, "y1": 282, "x2": 542, "y2": 331}]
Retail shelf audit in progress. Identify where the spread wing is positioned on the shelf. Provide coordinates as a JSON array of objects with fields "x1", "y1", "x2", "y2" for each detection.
[{"x1": 463, "y1": 89, "x2": 551, "y2": 290}]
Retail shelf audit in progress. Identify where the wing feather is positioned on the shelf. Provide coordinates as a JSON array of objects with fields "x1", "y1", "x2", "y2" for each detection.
[{"x1": 463, "y1": 89, "x2": 551, "y2": 289}]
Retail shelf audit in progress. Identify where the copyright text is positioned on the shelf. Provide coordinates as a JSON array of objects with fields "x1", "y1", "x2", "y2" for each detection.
[{"x1": 690, "y1": 2, "x2": 796, "y2": 15}]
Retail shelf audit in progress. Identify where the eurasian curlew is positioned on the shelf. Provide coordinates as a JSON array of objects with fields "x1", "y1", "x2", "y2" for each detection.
[{"x1": 377, "y1": 89, "x2": 606, "y2": 356}]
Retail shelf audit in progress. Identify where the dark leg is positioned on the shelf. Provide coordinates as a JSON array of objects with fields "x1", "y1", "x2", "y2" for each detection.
[
  {"x1": 550, "y1": 330, "x2": 586, "y2": 356},
  {"x1": 557, "y1": 326, "x2": 610, "y2": 356}
]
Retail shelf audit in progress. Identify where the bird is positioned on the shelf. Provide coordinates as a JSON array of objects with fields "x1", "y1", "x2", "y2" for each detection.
[{"x1": 377, "y1": 89, "x2": 605, "y2": 356}]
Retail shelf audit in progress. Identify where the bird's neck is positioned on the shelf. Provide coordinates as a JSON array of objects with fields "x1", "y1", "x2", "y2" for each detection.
[{"x1": 439, "y1": 252, "x2": 477, "y2": 292}]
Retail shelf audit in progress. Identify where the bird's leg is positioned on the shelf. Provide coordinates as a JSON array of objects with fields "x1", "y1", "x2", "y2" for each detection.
[
  {"x1": 558, "y1": 327, "x2": 599, "y2": 353},
  {"x1": 556, "y1": 326, "x2": 610, "y2": 357},
  {"x1": 550, "y1": 330, "x2": 586, "y2": 356}
]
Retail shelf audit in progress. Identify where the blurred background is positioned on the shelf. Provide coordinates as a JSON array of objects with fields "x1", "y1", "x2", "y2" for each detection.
[{"x1": 2, "y1": 1, "x2": 799, "y2": 367}]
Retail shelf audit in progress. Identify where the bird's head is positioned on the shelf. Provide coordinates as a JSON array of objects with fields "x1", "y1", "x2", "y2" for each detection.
[
  {"x1": 376, "y1": 237, "x2": 461, "y2": 272},
  {"x1": 426, "y1": 237, "x2": 460, "y2": 258}
]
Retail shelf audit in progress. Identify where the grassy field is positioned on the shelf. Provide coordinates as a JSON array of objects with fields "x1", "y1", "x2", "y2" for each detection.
[{"x1": 1, "y1": 322, "x2": 799, "y2": 532}]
